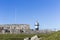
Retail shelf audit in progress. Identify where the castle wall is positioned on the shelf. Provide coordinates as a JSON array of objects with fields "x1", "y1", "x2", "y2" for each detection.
[{"x1": 0, "y1": 24, "x2": 30, "y2": 34}]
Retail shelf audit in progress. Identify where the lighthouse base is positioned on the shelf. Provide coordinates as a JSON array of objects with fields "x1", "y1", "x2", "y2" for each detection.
[{"x1": 35, "y1": 28, "x2": 39, "y2": 30}]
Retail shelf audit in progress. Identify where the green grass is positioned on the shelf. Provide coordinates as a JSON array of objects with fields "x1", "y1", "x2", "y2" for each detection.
[
  {"x1": 0, "y1": 34, "x2": 35, "y2": 40},
  {"x1": 41, "y1": 31, "x2": 60, "y2": 40},
  {"x1": 0, "y1": 31, "x2": 60, "y2": 40}
]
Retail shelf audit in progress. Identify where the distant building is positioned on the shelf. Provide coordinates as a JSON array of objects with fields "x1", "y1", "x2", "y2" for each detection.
[
  {"x1": 35, "y1": 21, "x2": 39, "y2": 30},
  {"x1": 0, "y1": 22, "x2": 53, "y2": 34},
  {"x1": 0, "y1": 24, "x2": 30, "y2": 34}
]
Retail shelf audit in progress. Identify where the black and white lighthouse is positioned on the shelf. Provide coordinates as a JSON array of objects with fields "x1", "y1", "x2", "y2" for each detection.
[{"x1": 35, "y1": 21, "x2": 39, "y2": 30}]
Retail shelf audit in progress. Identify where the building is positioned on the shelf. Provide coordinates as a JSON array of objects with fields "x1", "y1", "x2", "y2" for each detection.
[
  {"x1": 0, "y1": 24, "x2": 30, "y2": 34},
  {"x1": 0, "y1": 22, "x2": 54, "y2": 34},
  {"x1": 35, "y1": 21, "x2": 39, "y2": 30}
]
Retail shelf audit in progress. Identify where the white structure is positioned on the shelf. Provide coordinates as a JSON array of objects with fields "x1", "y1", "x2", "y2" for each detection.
[
  {"x1": 31, "y1": 35, "x2": 39, "y2": 40},
  {"x1": 35, "y1": 21, "x2": 39, "y2": 30},
  {"x1": 24, "y1": 35, "x2": 40, "y2": 40},
  {"x1": 0, "y1": 24, "x2": 30, "y2": 34},
  {"x1": 24, "y1": 37, "x2": 29, "y2": 40}
]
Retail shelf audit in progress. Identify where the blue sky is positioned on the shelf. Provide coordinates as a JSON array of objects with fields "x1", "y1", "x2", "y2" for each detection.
[{"x1": 0, "y1": 0, "x2": 60, "y2": 30}]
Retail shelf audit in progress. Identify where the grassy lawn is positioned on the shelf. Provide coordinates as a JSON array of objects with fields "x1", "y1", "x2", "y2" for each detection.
[
  {"x1": 0, "y1": 34, "x2": 35, "y2": 40},
  {"x1": 0, "y1": 31, "x2": 60, "y2": 40}
]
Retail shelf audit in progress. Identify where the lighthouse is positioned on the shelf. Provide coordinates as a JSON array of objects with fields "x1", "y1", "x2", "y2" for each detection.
[{"x1": 35, "y1": 21, "x2": 39, "y2": 30}]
